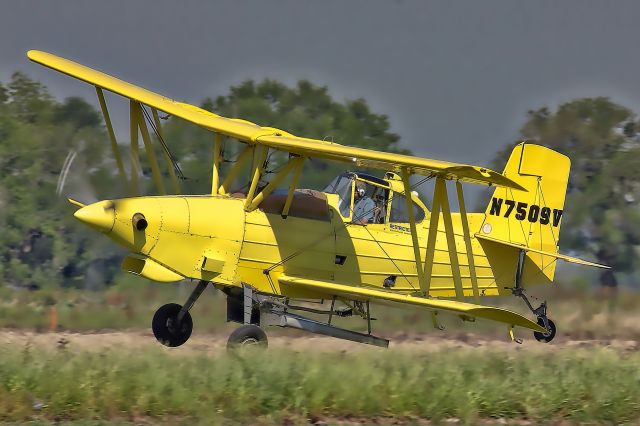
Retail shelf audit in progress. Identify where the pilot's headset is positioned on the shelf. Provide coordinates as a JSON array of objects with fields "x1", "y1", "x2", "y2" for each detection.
[{"x1": 355, "y1": 182, "x2": 366, "y2": 198}]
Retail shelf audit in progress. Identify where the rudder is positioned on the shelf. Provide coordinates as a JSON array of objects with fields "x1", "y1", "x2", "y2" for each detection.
[{"x1": 479, "y1": 143, "x2": 570, "y2": 285}]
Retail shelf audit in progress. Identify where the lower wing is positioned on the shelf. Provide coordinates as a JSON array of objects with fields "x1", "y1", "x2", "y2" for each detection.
[{"x1": 278, "y1": 275, "x2": 546, "y2": 333}]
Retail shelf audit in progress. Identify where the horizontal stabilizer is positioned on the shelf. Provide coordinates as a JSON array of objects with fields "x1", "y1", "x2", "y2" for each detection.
[
  {"x1": 475, "y1": 234, "x2": 610, "y2": 269},
  {"x1": 278, "y1": 275, "x2": 546, "y2": 333}
]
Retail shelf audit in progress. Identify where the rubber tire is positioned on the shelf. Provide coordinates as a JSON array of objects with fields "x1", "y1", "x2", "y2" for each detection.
[
  {"x1": 533, "y1": 317, "x2": 556, "y2": 343},
  {"x1": 152, "y1": 303, "x2": 193, "y2": 347},
  {"x1": 227, "y1": 324, "x2": 268, "y2": 350}
]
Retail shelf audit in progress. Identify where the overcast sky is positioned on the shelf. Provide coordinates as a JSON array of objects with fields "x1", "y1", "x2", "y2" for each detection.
[{"x1": 2, "y1": 0, "x2": 640, "y2": 168}]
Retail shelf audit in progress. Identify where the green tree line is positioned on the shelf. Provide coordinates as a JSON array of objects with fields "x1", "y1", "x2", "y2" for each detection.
[
  {"x1": 0, "y1": 73, "x2": 638, "y2": 290},
  {"x1": 0, "y1": 75, "x2": 404, "y2": 289},
  {"x1": 490, "y1": 98, "x2": 640, "y2": 287}
]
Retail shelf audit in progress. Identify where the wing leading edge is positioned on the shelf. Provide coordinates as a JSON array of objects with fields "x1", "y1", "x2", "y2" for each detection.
[
  {"x1": 27, "y1": 50, "x2": 524, "y2": 191},
  {"x1": 278, "y1": 275, "x2": 546, "y2": 333}
]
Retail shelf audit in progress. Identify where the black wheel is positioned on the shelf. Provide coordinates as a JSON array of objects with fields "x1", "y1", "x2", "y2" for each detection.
[
  {"x1": 227, "y1": 324, "x2": 268, "y2": 350},
  {"x1": 152, "y1": 303, "x2": 193, "y2": 347},
  {"x1": 533, "y1": 317, "x2": 556, "y2": 343}
]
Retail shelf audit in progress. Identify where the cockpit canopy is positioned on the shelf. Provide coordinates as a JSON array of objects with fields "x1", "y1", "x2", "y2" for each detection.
[{"x1": 324, "y1": 172, "x2": 427, "y2": 225}]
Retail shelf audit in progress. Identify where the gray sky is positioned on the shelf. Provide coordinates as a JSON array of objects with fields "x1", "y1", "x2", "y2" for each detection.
[{"x1": 2, "y1": 0, "x2": 640, "y2": 168}]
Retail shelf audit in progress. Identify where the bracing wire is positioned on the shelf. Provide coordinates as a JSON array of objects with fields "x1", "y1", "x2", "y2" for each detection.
[{"x1": 140, "y1": 105, "x2": 186, "y2": 181}]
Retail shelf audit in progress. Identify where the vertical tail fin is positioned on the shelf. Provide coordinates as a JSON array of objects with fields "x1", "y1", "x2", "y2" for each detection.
[{"x1": 479, "y1": 143, "x2": 571, "y2": 284}]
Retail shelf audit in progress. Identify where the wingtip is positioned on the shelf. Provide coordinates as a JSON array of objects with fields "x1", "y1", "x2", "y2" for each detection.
[{"x1": 26, "y1": 50, "x2": 41, "y2": 60}]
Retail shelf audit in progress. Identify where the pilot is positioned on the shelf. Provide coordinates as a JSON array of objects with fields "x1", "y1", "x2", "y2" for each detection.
[{"x1": 353, "y1": 182, "x2": 375, "y2": 224}]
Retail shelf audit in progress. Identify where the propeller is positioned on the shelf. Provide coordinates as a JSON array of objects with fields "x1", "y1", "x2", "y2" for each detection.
[
  {"x1": 59, "y1": 91, "x2": 186, "y2": 217},
  {"x1": 56, "y1": 143, "x2": 102, "y2": 207}
]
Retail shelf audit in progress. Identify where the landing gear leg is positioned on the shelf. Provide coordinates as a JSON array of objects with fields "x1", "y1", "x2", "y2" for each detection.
[
  {"x1": 226, "y1": 284, "x2": 269, "y2": 351},
  {"x1": 152, "y1": 280, "x2": 208, "y2": 347},
  {"x1": 512, "y1": 250, "x2": 557, "y2": 343}
]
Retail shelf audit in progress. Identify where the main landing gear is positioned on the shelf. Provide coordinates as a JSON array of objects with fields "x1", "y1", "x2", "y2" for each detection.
[
  {"x1": 224, "y1": 285, "x2": 389, "y2": 349},
  {"x1": 512, "y1": 250, "x2": 557, "y2": 343},
  {"x1": 152, "y1": 280, "x2": 272, "y2": 350},
  {"x1": 152, "y1": 281, "x2": 388, "y2": 350}
]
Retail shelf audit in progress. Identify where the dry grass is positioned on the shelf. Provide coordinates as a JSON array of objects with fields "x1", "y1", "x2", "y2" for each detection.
[{"x1": 2, "y1": 280, "x2": 640, "y2": 341}]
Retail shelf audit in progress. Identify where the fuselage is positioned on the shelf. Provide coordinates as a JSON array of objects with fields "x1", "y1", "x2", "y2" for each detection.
[{"x1": 74, "y1": 175, "x2": 548, "y2": 300}]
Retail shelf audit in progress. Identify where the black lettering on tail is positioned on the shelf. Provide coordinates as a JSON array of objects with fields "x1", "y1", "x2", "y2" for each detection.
[
  {"x1": 489, "y1": 197, "x2": 502, "y2": 216},
  {"x1": 540, "y1": 207, "x2": 551, "y2": 225},
  {"x1": 552, "y1": 209, "x2": 563, "y2": 227},
  {"x1": 504, "y1": 199, "x2": 515, "y2": 217}
]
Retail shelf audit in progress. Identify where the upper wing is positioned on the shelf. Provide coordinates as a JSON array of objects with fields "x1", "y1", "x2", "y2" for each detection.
[
  {"x1": 475, "y1": 234, "x2": 610, "y2": 269},
  {"x1": 279, "y1": 274, "x2": 546, "y2": 333},
  {"x1": 28, "y1": 50, "x2": 524, "y2": 190}
]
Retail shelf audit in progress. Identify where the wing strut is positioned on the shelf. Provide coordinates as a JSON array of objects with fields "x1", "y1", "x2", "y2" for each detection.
[
  {"x1": 94, "y1": 85, "x2": 182, "y2": 196},
  {"x1": 129, "y1": 100, "x2": 141, "y2": 196},
  {"x1": 211, "y1": 133, "x2": 222, "y2": 195},
  {"x1": 418, "y1": 176, "x2": 468, "y2": 299},
  {"x1": 435, "y1": 177, "x2": 464, "y2": 299},
  {"x1": 247, "y1": 156, "x2": 305, "y2": 211},
  {"x1": 282, "y1": 158, "x2": 304, "y2": 217},
  {"x1": 421, "y1": 179, "x2": 441, "y2": 295},
  {"x1": 219, "y1": 144, "x2": 253, "y2": 195},
  {"x1": 131, "y1": 101, "x2": 166, "y2": 195},
  {"x1": 95, "y1": 88, "x2": 129, "y2": 191},
  {"x1": 244, "y1": 145, "x2": 269, "y2": 210},
  {"x1": 456, "y1": 181, "x2": 480, "y2": 302},
  {"x1": 400, "y1": 169, "x2": 427, "y2": 290}
]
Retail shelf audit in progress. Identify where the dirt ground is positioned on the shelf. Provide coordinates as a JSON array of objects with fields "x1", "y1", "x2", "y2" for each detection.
[{"x1": 1, "y1": 328, "x2": 638, "y2": 355}]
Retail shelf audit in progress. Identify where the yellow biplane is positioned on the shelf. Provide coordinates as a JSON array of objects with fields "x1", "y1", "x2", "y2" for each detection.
[{"x1": 28, "y1": 50, "x2": 608, "y2": 349}]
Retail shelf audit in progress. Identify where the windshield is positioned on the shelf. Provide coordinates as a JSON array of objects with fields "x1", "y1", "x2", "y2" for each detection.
[
  {"x1": 323, "y1": 174, "x2": 353, "y2": 218},
  {"x1": 389, "y1": 192, "x2": 426, "y2": 223}
]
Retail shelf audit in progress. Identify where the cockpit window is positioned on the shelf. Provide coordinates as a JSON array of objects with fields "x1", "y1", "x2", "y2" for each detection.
[
  {"x1": 323, "y1": 174, "x2": 353, "y2": 218},
  {"x1": 389, "y1": 193, "x2": 426, "y2": 223}
]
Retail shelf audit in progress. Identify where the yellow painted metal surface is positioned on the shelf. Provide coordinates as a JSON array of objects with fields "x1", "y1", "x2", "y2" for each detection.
[
  {"x1": 219, "y1": 145, "x2": 253, "y2": 195},
  {"x1": 478, "y1": 143, "x2": 573, "y2": 285},
  {"x1": 131, "y1": 101, "x2": 166, "y2": 195},
  {"x1": 27, "y1": 50, "x2": 524, "y2": 190},
  {"x1": 67, "y1": 141, "x2": 588, "y2": 331},
  {"x1": 211, "y1": 133, "x2": 222, "y2": 195},
  {"x1": 74, "y1": 195, "x2": 246, "y2": 285},
  {"x1": 32, "y1": 49, "x2": 607, "y2": 334},
  {"x1": 96, "y1": 87, "x2": 128, "y2": 190},
  {"x1": 476, "y1": 234, "x2": 609, "y2": 269},
  {"x1": 67, "y1": 139, "x2": 583, "y2": 331},
  {"x1": 456, "y1": 181, "x2": 480, "y2": 302},
  {"x1": 278, "y1": 275, "x2": 546, "y2": 333},
  {"x1": 122, "y1": 254, "x2": 184, "y2": 282}
]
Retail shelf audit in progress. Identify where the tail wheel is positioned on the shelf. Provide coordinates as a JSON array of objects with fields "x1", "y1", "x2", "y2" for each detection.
[
  {"x1": 227, "y1": 324, "x2": 268, "y2": 350},
  {"x1": 533, "y1": 317, "x2": 556, "y2": 343},
  {"x1": 152, "y1": 303, "x2": 193, "y2": 347}
]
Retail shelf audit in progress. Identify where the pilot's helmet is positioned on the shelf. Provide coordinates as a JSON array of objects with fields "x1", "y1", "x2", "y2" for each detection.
[{"x1": 355, "y1": 182, "x2": 366, "y2": 198}]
